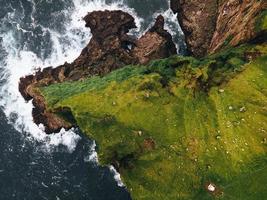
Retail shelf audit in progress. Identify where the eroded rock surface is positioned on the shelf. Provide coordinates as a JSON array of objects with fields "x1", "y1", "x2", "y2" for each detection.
[
  {"x1": 132, "y1": 15, "x2": 177, "y2": 64},
  {"x1": 171, "y1": 0, "x2": 218, "y2": 57},
  {"x1": 19, "y1": 10, "x2": 177, "y2": 133},
  {"x1": 209, "y1": 0, "x2": 267, "y2": 53},
  {"x1": 171, "y1": 0, "x2": 267, "y2": 57}
]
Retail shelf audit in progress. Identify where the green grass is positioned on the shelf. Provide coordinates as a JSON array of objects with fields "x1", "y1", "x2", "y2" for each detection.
[
  {"x1": 41, "y1": 43, "x2": 267, "y2": 199},
  {"x1": 255, "y1": 10, "x2": 267, "y2": 32},
  {"x1": 40, "y1": 65, "x2": 147, "y2": 106}
]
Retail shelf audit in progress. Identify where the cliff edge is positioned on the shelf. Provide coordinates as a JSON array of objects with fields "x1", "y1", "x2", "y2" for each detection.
[{"x1": 171, "y1": 0, "x2": 267, "y2": 57}]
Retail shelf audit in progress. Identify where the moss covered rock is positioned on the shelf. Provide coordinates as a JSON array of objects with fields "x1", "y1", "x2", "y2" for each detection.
[{"x1": 41, "y1": 43, "x2": 267, "y2": 199}]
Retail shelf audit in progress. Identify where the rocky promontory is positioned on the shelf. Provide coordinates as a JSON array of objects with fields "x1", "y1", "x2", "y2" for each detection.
[{"x1": 19, "y1": 10, "x2": 177, "y2": 133}]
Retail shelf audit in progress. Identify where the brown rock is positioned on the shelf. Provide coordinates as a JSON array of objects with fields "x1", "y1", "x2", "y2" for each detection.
[
  {"x1": 143, "y1": 138, "x2": 156, "y2": 151},
  {"x1": 133, "y1": 15, "x2": 177, "y2": 64},
  {"x1": 83, "y1": 10, "x2": 137, "y2": 41},
  {"x1": 209, "y1": 0, "x2": 267, "y2": 53},
  {"x1": 132, "y1": 15, "x2": 177, "y2": 64},
  {"x1": 171, "y1": 0, "x2": 219, "y2": 57},
  {"x1": 32, "y1": 96, "x2": 72, "y2": 133},
  {"x1": 74, "y1": 10, "x2": 138, "y2": 76},
  {"x1": 171, "y1": 0, "x2": 267, "y2": 57}
]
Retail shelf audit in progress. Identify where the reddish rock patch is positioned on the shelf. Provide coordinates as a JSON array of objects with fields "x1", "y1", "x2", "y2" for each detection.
[
  {"x1": 171, "y1": 0, "x2": 267, "y2": 57},
  {"x1": 209, "y1": 0, "x2": 267, "y2": 53},
  {"x1": 143, "y1": 138, "x2": 156, "y2": 151}
]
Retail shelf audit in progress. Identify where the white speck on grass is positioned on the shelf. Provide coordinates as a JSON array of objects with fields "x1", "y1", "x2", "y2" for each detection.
[
  {"x1": 240, "y1": 106, "x2": 246, "y2": 112},
  {"x1": 207, "y1": 184, "x2": 216, "y2": 192}
]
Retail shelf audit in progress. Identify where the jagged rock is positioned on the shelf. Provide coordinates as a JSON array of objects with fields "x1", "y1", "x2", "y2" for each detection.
[
  {"x1": 132, "y1": 15, "x2": 177, "y2": 64},
  {"x1": 171, "y1": 0, "x2": 267, "y2": 57},
  {"x1": 19, "y1": 65, "x2": 73, "y2": 133},
  {"x1": 209, "y1": 0, "x2": 267, "y2": 53},
  {"x1": 32, "y1": 95, "x2": 72, "y2": 133},
  {"x1": 73, "y1": 10, "x2": 138, "y2": 78},
  {"x1": 19, "y1": 10, "x2": 177, "y2": 133},
  {"x1": 170, "y1": 0, "x2": 218, "y2": 57}
]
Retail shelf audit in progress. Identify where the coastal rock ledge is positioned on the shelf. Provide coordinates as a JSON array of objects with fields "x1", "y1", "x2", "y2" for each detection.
[{"x1": 19, "y1": 10, "x2": 177, "y2": 133}]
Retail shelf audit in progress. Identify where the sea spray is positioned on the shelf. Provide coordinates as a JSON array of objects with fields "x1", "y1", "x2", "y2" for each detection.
[
  {"x1": 153, "y1": 8, "x2": 186, "y2": 53},
  {"x1": 109, "y1": 165, "x2": 125, "y2": 187}
]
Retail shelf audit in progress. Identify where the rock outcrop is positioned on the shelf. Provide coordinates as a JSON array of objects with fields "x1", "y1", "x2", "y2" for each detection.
[
  {"x1": 171, "y1": 0, "x2": 267, "y2": 57},
  {"x1": 209, "y1": 0, "x2": 267, "y2": 53},
  {"x1": 132, "y1": 15, "x2": 177, "y2": 64},
  {"x1": 170, "y1": 0, "x2": 218, "y2": 57},
  {"x1": 19, "y1": 10, "x2": 177, "y2": 133}
]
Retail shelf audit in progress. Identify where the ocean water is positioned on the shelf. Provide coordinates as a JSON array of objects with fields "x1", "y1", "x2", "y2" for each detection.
[{"x1": 0, "y1": 0, "x2": 184, "y2": 199}]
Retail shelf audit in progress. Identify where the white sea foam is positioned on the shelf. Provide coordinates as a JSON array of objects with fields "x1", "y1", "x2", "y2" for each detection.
[
  {"x1": 84, "y1": 141, "x2": 99, "y2": 163},
  {"x1": 109, "y1": 165, "x2": 124, "y2": 187},
  {"x1": 153, "y1": 8, "x2": 185, "y2": 52}
]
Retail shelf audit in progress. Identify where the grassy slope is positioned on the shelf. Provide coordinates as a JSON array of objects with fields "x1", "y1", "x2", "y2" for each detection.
[{"x1": 41, "y1": 44, "x2": 267, "y2": 199}]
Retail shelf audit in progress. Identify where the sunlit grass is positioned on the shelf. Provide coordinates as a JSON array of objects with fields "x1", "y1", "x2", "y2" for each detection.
[{"x1": 41, "y1": 44, "x2": 267, "y2": 199}]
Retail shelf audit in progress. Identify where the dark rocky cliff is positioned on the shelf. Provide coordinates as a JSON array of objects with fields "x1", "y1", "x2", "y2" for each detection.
[
  {"x1": 171, "y1": 0, "x2": 267, "y2": 57},
  {"x1": 170, "y1": 0, "x2": 218, "y2": 57}
]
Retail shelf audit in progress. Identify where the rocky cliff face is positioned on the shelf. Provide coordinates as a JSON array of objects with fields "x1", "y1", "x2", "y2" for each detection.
[
  {"x1": 171, "y1": 0, "x2": 267, "y2": 57},
  {"x1": 19, "y1": 10, "x2": 177, "y2": 133},
  {"x1": 170, "y1": 0, "x2": 218, "y2": 57},
  {"x1": 19, "y1": 1, "x2": 267, "y2": 134},
  {"x1": 209, "y1": 0, "x2": 267, "y2": 53}
]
